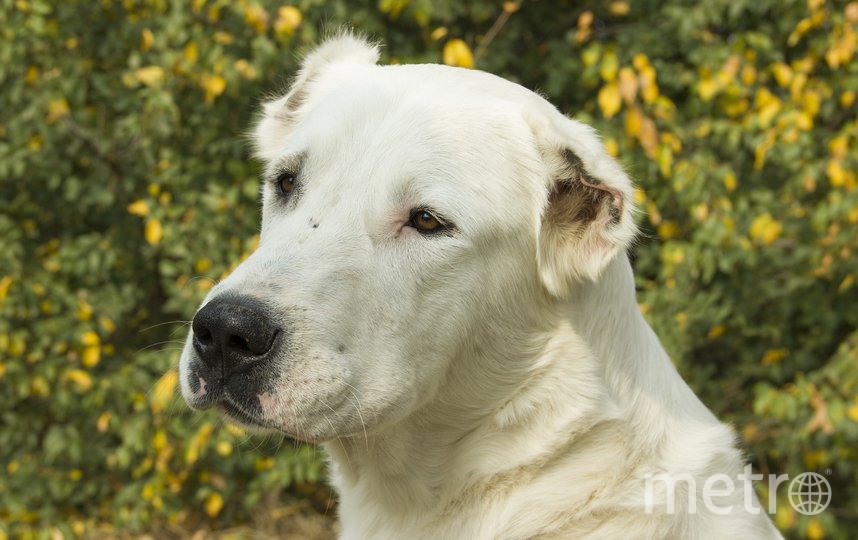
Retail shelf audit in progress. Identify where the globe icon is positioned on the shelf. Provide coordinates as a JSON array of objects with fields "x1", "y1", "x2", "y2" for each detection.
[{"x1": 788, "y1": 472, "x2": 832, "y2": 515}]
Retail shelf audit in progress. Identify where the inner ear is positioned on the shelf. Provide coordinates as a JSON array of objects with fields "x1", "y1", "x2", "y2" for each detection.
[
  {"x1": 537, "y1": 147, "x2": 633, "y2": 295},
  {"x1": 555, "y1": 149, "x2": 624, "y2": 224}
]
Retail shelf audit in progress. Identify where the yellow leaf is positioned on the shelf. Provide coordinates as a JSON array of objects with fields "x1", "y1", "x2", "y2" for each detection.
[
  {"x1": 624, "y1": 106, "x2": 642, "y2": 136},
  {"x1": 692, "y1": 203, "x2": 709, "y2": 221},
  {"x1": 216, "y1": 440, "x2": 233, "y2": 456},
  {"x1": 22, "y1": 67, "x2": 39, "y2": 88},
  {"x1": 141, "y1": 28, "x2": 154, "y2": 51},
  {"x1": 827, "y1": 159, "x2": 846, "y2": 187},
  {"x1": 0, "y1": 276, "x2": 12, "y2": 301},
  {"x1": 213, "y1": 31, "x2": 234, "y2": 44},
  {"x1": 750, "y1": 213, "x2": 783, "y2": 246},
  {"x1": 234, "y1": 59, "x2": 257, "y2": 80},
  {"x1": 698, "y1": 77, "x2": 718, "y2": 101},
  {"x1": 503, "y1": 1, "x2": 520, "y2": 13},
  {"x1": 195, "y1": 257, "x2": 212, "y2": 273},
  {"x1": 772, "y1": 62, "x2": 792, "y2": 86},
  {"x1": 430, "y1": 27, "x2": 448, "y2": 41},
  {"x1": 788, "y1": 17, "x2": 814, "y2": 46},
  {"x1": 598, "y1": 82, "x2": 621, "y2": 118},
  {"x1": 609, "y1": 1, "x2": 630, "y2": 15},
  {"x1": 47, "y1": 98, "x2": 70, "y2": 123},
  {"x1": 66, "y1": 369, "x2": 93, "y2": 391},
  {"x1": 847, "y1": 2, "x2": 858, "y2": 22},
  {"x1": 0, "y1": 363, "x2": 6, "y2": 379},
  {"x1": 153, "y1": 429, "x2": 167, "y2": 451},
  {"x1": 750, "y1": 212, "x2": 783, "y2": 246},
  {"x1": 599, "y1": 50, "x2": 619, "y2": 82},
  {"x1": 31, "y1": 376, "x2": 49, "y2": 397},
  {"x1": 135, "y1": 66, "x2": 165, "y2": 86},
  {"x1": 127, "y1": 199, "x2": 149, "y2": 217},
  {"x1": 604, "y1": 138, "x2": 619, "y2": 157},
  {"x1": 97, "y1": 411, "x2": 111, "y2": 432},
  {"x1": 806, "y1": 518, "x2": 824, "y2": 540},
  {"x1": 756, "y1": 93, "x2": 782, "y2": 126},
  {"x1": 151, "y1": 369, "x2": 178, "y2": 414},
  {"x1": 657, "y1": 145, "x2": 673, "y2": 176},
  {"x1": 761, "y1": 348, "x2": 788, "y2": 365},
  {"x1": 582, "y1": 45, "x2": 601, "y2": 67},
  {"x1": 99, "y1": 316, "x2": 116, "y2": 334},
  {"x1": 145, "y1": 219, "x2": 163, "y2": 245},
  {"x1": 829, "y1": 135, "x2": 849, "y2": 159},
  {"x1": 274, "y1": 5, "x2": 302, "y2": 35},
  {"x1": 638, "y1": 116, "x2": 659, "y2": 158},
  {"x1": 796, "y1": 111, "x2": 813, "y2": 131},
  {"x1": 243, "y1": 3, "x2": 269, "y2": 34},
  {"x1": 81, "y1": 330, "x2": 100, "y2": 346},
  {"x1": 741, "y1": 64, "x2": 757, "y2": 85},
  {"x1": 657, "y1": 221, "x2": 680, "y2": 239},
  {"x1": 442, "y1": 39, "x2": 474, "y2": 68},
  {"x1": 618, "y1": 67, "x2": 637, "y2": 103},
  {"x1": 186, "y1": 423, "x2": 214, "y2": 464},
  {"x1": 632, "y1": 53, "x2": 649, "y2": 71},
  {"x1": 707, "y1": 325, "x2": 726, "y2": 339},
  {"x1": 579, "y1": 10, "x2": 595, "y2": 29},
  {"x1": 754, "y1": 136, "x2": 775, "y2": 169},
  {"x1": 27, "y1": 134, "x2": 43, "y2": 152},
  {"x1": 838, "y1": 274, "x2": 854, "y2": 293},
  {"x1": 200, "y1": 73, "x2": 227, "y2": 103},
  {"x1": 638, "y1": 65, "x2": 659, "y2": 103},
  {"x1": 184, "y1": 41, "x2": 198, "y2": 64},
  {"x1": 256, "y1": 456, "x2": 275, "y2": 471},
  {"x1": 205, "y1": 492, "x2": 224, "y2": 517},
  {"x1": 81, "y1": 346, "x2": 100, "y2": 368},
  {"x1": 76, "y1": 299, "x2": 93, "y2": 321}
]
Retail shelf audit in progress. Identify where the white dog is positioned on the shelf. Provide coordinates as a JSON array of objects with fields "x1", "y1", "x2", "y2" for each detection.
[{"x1": 179, "y1": 34, "x2": 782, "y2": 539}]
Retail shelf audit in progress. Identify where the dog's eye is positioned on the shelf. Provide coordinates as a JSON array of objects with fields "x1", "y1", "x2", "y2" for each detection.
[
  {"x1": 408, "y1": 209, "x2": 447, "y2": 234},
  {"x1": 276, "y1": 172, "x2": 297, "y2": 197}
]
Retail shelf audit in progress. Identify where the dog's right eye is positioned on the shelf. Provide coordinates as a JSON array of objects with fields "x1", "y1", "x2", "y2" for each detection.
[{"x1": 276, "y1": 172, "x2": 297, "y2": 197}]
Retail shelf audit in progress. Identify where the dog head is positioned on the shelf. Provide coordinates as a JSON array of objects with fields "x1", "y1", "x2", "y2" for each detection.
[{"x1": 178, "y1": 33, "x2": 637, "y2": 441}]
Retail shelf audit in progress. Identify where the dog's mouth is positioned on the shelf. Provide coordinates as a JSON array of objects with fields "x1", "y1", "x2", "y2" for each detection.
[
  {"x1": 220, "y1": 398, "x2": 265, "y2": 426},
  {"x1": 218, "y1": 397, "x2": 304, "y2": 446}
]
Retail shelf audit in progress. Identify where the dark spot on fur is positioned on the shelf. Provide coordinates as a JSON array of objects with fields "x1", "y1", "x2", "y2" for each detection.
[{"x1": 337, "y1": 344, "x2": 346, "y2": 353}]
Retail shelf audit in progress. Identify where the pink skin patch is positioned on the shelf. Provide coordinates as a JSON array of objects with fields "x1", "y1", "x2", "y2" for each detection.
[{"x1": 192, "y1": 376, "x2": 207, "y2": 398}]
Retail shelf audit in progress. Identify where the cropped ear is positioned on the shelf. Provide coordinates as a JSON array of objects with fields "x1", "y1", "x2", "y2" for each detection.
[
  {"x1": 253, "y1": 31, "x2": 380, "y2": 160},
  {"x1": 527, "y1": 105, "x2": 638, "y2": 297}
]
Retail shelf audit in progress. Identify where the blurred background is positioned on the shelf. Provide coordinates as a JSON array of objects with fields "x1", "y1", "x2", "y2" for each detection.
[{"x1": 1, "y1": 0, "x2": 857, "y2": 538}]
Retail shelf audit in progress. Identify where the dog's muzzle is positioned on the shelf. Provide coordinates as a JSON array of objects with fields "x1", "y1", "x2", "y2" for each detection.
[{"x1": 185, "y1": 295, "x2": 281, "y2": 422}]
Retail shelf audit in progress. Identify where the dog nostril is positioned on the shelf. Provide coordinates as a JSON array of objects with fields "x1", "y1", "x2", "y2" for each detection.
[
  {"x1": 196, "y1": 328, "x2": 213, "y2": 345},
  {"x1": 227, "y1": 334, "x2": 251, "y2": 353}
]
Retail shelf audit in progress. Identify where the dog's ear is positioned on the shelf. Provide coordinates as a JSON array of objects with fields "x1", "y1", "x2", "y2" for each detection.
[
  {"x1": 254, "y1": 32, "x2": 380, "y2": 160},
  {"x1": 527, "y1": 106, "x2": 638, "y2": 297}
]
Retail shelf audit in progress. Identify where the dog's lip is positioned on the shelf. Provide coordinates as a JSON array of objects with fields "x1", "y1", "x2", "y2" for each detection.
[{"x1": 220, "y1": 397, "x2": 267, "y2": 427}]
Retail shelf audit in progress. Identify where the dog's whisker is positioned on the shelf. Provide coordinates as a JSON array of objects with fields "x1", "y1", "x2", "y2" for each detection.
[
  {"x1": 138, "y1": 319, "x2": 191, "y2": 334},
  {"x1": 344, "y1": 385, "x2": 369, "y2": 452}
]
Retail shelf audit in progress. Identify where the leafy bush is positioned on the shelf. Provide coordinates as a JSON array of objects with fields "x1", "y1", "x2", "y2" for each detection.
[{"x1": 1, "y1": 0, "x2": 856, "y2": 538}]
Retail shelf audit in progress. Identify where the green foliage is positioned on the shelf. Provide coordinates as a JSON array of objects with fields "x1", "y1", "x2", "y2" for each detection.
[{"x1": 1, "y1": 0, "x2": 856, "y2": 538}]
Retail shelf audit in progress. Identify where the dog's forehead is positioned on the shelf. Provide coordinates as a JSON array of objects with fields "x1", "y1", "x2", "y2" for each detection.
[{"x1": 287, "y1": 63, "x2": 545, "y2": 202}]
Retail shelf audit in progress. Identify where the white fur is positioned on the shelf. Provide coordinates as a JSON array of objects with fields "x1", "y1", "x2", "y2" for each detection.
[{"x1": 179, "y1": 34, "x2": 782, "y2": 539}]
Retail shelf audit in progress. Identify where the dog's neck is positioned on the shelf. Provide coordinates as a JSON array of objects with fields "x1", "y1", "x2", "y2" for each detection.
[{"x1": 325, "y1": 254, "x2": 714, "y2": 530}]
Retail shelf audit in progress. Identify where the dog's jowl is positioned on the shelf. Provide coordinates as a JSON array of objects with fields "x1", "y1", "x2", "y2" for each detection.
[{"x1": 179, "y1": 33, "x2": 783, "y2": 539}]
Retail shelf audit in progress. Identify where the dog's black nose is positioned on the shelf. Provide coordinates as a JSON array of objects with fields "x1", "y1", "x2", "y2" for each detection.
[{"x1": 192, "y1": 296, "x2": 278, "y2": 375}]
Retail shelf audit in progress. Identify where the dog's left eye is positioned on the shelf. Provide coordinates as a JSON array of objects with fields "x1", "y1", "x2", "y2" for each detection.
[
  {"x1": 276, "y1": 172, "x2": 297, "y2": 197},
  {"x1": 408, "y1": 209, "x2": 448, "y2": 234}
]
